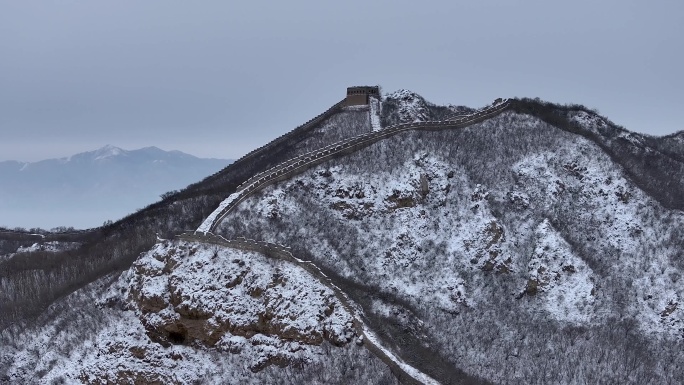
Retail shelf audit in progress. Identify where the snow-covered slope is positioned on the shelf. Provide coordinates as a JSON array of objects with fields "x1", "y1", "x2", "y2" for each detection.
[
  {"x1": 0, "y1": 241, "x2": 396, "y2": 384},
  {"x1": 4, "y1": 90, "x2": 684, "y2": 385},
  {"x1": 214, "y1": 108, "x2": 684, "y2": 384},
  {"x1": 129, "y1": 241, "x2": 356, "y2": 369}
]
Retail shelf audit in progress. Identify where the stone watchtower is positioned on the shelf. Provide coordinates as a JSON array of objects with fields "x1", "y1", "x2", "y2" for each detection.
[{"x1": 345, "y1": 86, "x2": 380, "y2": 106}]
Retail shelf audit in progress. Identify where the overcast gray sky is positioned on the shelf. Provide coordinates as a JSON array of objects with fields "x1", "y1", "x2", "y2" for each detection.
[{"x1": 1, "y1": 0, "x2": 682, "y2": 162}]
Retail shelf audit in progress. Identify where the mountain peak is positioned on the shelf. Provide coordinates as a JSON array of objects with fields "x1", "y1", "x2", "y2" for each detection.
[
  {"x1": 384, "y1": 89, "x2": 431, "y2": 123},
  {"x1": 93, "y1": 145, "x2": 125, "y2": 160},
  {"x1": 386, "y1": 89, "x2": 424, "y2": 102},
  {"x1": 138, "y1": 146, "x2": 163, "y2": 152}
]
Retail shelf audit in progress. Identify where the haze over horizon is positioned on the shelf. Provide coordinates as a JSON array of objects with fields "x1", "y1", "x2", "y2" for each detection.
[
  {"x1": 1, "y1": 0, "x2": 682, "y2": 162},
  {"x1": 0, "y1": 144, "x2": 231, "y2": 164},
  {"x1": 0, "y1": 145, "x2": 232, "y2": 229}
]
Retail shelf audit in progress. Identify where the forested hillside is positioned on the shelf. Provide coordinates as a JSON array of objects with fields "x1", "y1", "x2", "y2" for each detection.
[
  {"x1": 0, "y1": 101, "x2": 367, "y2": 329},
  {"x1": 213, "y1": 100, "x2": 684, "y2": 384},
  {"x1": 2, "y1": 91, "x2": 683, "y2": 384}
]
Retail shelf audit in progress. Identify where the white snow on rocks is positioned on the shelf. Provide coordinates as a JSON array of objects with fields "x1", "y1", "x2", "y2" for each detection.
[
  {"x1": 129, "y1": 240, "x2": 356, "y2": 371},
  {"x1": 386, "y1": 89, "x2": 431, "y2": 123},
  {"x1": 526, "y1": 219, "x2": 596, "y2": 324},
  {"x1": 0, "y1": 241, "x2": 394, "y2": 384},
  {"x1": 15, "y1": 241, "x2": 81, "y2": 253},
  {"x1": 221, "y1": 153, "x2": 505, "y2": 312},
  {"x1": 569, "y1": 110, "x2": 609, "y2": 136},
  {"x1": 513, "y1": 141, "x2": 684, "y2": 336}
]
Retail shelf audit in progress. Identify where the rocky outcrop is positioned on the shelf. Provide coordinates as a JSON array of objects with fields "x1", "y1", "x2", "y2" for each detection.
[{"x1": 128, "y1": 241, "x2": 355, "y2": 371}]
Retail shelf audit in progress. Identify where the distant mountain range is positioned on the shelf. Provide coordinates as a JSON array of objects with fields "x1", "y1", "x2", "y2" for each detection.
[{"x1": 0, "y1": 145, "x2": 232, "y2": 229}]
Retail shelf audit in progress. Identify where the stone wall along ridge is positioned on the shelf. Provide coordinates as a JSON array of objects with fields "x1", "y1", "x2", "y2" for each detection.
[{"x1": 203, "y1": 99, "x2": 511, "y2": 233}]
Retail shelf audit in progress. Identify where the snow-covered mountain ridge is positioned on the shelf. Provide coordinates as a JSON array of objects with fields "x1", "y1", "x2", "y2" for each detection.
[{"x1": 2, "y1": 90, "x2": 684, "y2": 384}]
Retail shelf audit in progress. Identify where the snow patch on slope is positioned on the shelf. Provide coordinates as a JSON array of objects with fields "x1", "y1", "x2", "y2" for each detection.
[
  {"x1": 361, "y1": 325, "x2": 440, "y2": 385},
  {"x1": 526, "y1": 219, "x2": 596, "y2": 324},
  {"x1": 93, "y1": 144, "x2": 125, "y2": 160},
  {"x1": 15, "y1": 241, "x2": 81, "y2": 254},
  {"x1": 569, "y1": 111, "x2": 608, "y2": 135}
]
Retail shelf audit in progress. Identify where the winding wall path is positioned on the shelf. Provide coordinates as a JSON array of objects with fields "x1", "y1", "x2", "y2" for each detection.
[
  {"x1": 198, "y1": 99, "x2": 510, "y2": 233},
  {"x1": 188, "y1": 98, "x2": 512, "y2": 384}
]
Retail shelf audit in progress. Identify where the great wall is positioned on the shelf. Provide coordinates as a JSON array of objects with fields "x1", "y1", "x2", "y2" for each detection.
[
  {"x1": 182, "y1": 95, "x2": 513, "y2": 384},
  {"x1": 7, "y1": 88, "x2": 681, "y2": 383},
  {"x1": 4, "y1": 89, "x2": 512, "y2": 384},
  {"x1": 198, "y1": 97, "x2": 511, "y2": 233}
]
